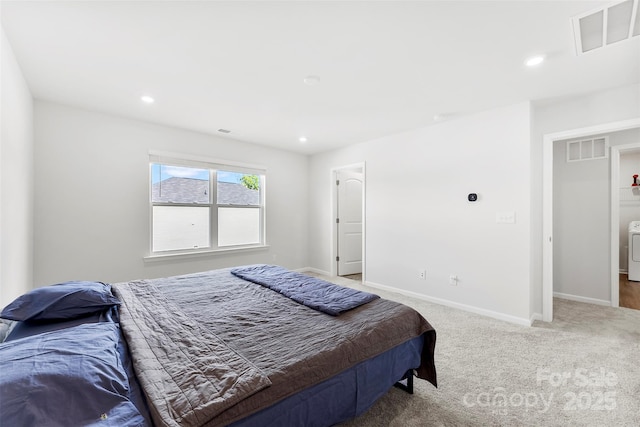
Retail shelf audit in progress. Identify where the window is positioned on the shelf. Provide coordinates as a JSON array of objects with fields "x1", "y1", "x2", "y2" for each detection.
[{"x1": 149, "y1": 154, "x2": 265, "y2": 255}]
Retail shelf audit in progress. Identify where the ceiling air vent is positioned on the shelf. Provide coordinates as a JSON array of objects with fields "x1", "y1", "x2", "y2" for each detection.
[{"x1": 572, "y1": 0, "x2": 640, "y2": 54}]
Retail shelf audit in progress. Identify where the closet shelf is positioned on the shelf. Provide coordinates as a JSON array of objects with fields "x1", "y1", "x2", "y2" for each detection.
[{"x1": 620, "y1": 186, "x2": 640, "y2": 202}]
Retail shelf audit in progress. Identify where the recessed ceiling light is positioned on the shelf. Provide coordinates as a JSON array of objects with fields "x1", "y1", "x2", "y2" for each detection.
[
  {"x1": 299, "y1": 136, "x2": 308, "y2": 143},
  {"x1": 303, "y1": 75, "x2": 320, "y2": 86},
  {"x1": 525, "y1": 55, "x2": 545, "y2": 67},
  {"x1": 140, "y1": 95, "x2": 155, "y2": 104}
]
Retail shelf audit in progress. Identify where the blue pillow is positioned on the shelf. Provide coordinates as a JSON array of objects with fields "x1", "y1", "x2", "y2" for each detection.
[
  {"x1": 0, "y1": 281, "x2": 120, "y2": 321},
  {"x1": 0, "y1": 322, "x2": 146, "y2": 426}
]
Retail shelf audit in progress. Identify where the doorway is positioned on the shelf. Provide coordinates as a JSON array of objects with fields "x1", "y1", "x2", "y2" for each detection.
[
  {"x1": 543, "y1": 118, "x2": 640, "y2": 322},
  {"x1": 332, "y1": 163, "x2": 365, "y2": 278},
  {"x1": 611, "y1": 143, "x2": 640, "y2": 310}
]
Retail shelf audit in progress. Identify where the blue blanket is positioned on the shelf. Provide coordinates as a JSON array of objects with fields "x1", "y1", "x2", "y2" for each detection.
[
  {"x1": 0, "y1": 322, "x2": 146, "y2": 426},
  {"x1": 230, "y1": 265, "x2": 379, "y2": 316}
]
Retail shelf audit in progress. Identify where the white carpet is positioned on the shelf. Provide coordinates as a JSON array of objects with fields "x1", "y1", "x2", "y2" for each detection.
[{"x1": 320, "y1": 275, "x2": 639, "y2": 427}]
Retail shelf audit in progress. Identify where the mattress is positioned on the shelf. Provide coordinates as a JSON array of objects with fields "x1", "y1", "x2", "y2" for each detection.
[
  {"x1": 1, "y1": 266, "x2": 437, "y2": 427},
  {"x1": 113, "y1": 267, "x2": 436, "y2": 426}
]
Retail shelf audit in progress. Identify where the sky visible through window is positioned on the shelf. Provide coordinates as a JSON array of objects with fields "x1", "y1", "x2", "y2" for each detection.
[{"x1": 151, "y1": 164, "x2": 244, "y2": 184}]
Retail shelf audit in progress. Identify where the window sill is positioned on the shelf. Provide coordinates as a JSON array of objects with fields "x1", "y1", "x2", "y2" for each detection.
[{"x1": 143, "y1": 244, "x2": 270, "y2": 262}]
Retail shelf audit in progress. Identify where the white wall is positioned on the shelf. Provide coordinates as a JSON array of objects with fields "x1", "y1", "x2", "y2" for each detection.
[
  {"x1": 0, "y1": 27, "x2": 34, "y2": 308},
  {"x1": 309, "y1": 102, "x2": 532, "y2": 324},
  {"x1": 531, "y1": 84, "x2": 640, "y2": 314},
  {"x1": 33, "y1": 101, "x2": 308, "y2": 286},
  {"x1": 553, "y1": 129, "x2": 640, "y2": 302},
  {"x1": 552, "y1": 135, "x2": 608, "y2": 302}
]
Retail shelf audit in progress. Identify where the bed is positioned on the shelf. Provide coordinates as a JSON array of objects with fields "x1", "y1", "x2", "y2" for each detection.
[{"x1": 0, "y1": 265, "x2": 437, "y2": 427}]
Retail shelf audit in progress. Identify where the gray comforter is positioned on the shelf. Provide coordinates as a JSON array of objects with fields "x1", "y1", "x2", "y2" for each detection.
[
  {"x1": 114, "y1": 282, "x2": 272, "y2": 427},
  {"x1": 114, "y1": 268, "x2": 436, "y2": 427}
]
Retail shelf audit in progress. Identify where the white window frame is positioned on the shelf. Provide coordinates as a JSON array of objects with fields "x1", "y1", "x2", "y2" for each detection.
[{"x1": 146, "y1": 151, "x2": 267, "y2": 259}]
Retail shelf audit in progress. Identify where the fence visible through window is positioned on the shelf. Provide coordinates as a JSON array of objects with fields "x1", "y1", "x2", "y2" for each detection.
[{"x1": 150, "y1": 160, "x2": 265, "y2": 254}]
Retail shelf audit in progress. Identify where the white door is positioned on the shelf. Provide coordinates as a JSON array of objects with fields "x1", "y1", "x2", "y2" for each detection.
[{"x1": 337, "y1": 170, "x2": 363, "y2": 276}]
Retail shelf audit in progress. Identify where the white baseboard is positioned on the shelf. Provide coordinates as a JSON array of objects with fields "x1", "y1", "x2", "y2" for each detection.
[
  {"x1": 298, "y1": 268, "x2": 534, "y2": 326},
  {"x1": 530, "y1": 312, "x2": 543, "y2": 323},
  {"x1": 363, "y1": 280, "x2": 533, "y2": 327},
  {"x1": 298, "y1": 267, "x2": 332, "y2": 276},
  {"x1": 553, "y1": 292, "x2": 611, "y2": 306}
]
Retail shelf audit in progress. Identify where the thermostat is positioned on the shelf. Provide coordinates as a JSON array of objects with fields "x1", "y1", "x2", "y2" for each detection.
[{"x1": 468, "y1": 193, "x2": 478, "y2": 202}]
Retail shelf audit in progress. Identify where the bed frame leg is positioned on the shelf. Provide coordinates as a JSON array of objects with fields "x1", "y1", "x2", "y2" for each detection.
[{"x1": 393, "y1": 370, "x2": 414, "y2": 394}]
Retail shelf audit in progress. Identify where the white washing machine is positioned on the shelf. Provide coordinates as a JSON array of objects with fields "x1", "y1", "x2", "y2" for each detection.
[{"x1": 629, "y1": 221, "x2": 640, "y2": 282}]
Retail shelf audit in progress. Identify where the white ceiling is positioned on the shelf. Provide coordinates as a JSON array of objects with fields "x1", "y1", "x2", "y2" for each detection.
[{"x1": 2, "y1": 0, "x2": 639, "y2": 154}]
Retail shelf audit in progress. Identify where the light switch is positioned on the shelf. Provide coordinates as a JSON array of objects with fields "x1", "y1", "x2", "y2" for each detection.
[{"x1": 496, "y1": 211, "x2": 516, "y2": 224}]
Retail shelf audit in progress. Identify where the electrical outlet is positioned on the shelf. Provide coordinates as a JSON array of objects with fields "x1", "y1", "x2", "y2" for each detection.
[
  {"x1": 418, "y1": 269, "x2": 426, "y2": 280},
  {"x1": 449, "y1": 275, "x2": 458, "y2": 286}
]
